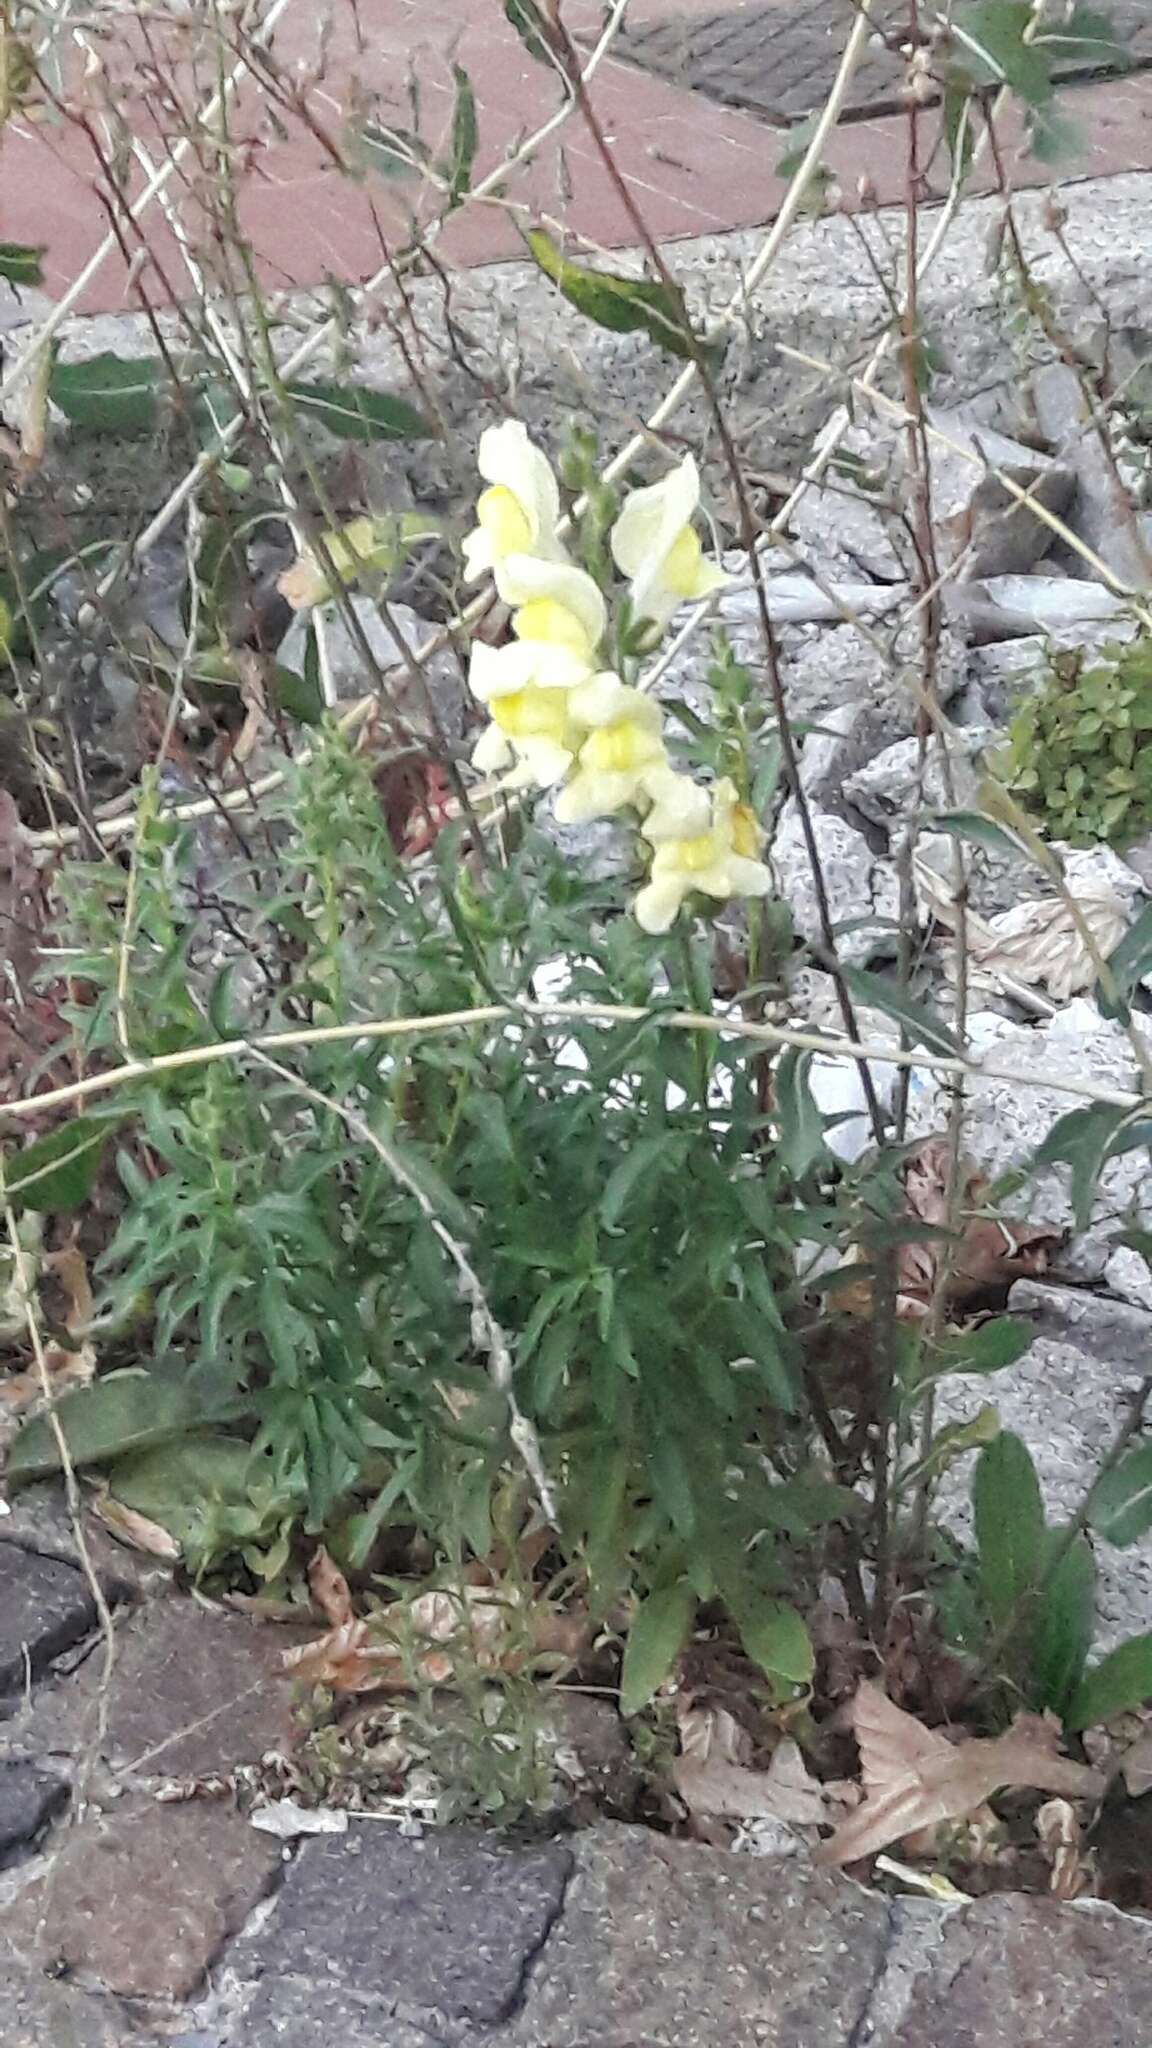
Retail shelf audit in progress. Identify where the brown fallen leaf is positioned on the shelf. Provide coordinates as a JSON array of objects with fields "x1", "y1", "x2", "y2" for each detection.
[
  {"x1": 1, "y1": 1242, "x2": 97, "y2": 1410},
  {"x1": 674, "y1": 1738, "x2": 827, "y2": 1829},
  {"x1": 90, "y1": 1491, "x2": 181, "y2": 1561},
  {"x1": 831, "y1": 1135, "x2": 1060, "y2": 1322},
  {"x1": 815, "y1": 1682, "x2": 1104, "y2": 1867},
  {"x1": 308, "y1": 1545, "x2": 355, "y2": 1628}
]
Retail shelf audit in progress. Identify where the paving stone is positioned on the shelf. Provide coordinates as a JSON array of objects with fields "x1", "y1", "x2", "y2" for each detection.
[
  {"x1": 0, "y1": 1764, "x2": 67, "y2": 1868},
  {"x1": 237, "y1": 1824, "x2": 572, "y2": 2035},
  {"x1": 77, "y1": 1601, "x2": 304, "y2": 1783},
  {"x1": 882, "y1": 1893, "x2": 1152, "y2": 2048},
  {"x1": 500, "y1": 1822, "x2": 890, "y2": 2046},
  {"x1": 0, "y1": 1547, "x2": 97, "y2": 1699},
  {"x1": 0, "y1": 1796, "x2": 282, "y2": 2002},
  {"x1": 0, "y1": 1946, "x2": 123, "y2": 2048},
  {"x1": 615, "y1": 0, "x2": 1151, "y2": 125}
]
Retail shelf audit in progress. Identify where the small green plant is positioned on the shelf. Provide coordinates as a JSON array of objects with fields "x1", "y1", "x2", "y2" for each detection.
[{"x1": 999, "y1": 636, "x2": 1152, "y2": 847}]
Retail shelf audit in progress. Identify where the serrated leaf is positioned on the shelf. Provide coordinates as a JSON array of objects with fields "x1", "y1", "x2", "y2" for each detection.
[
  {"x1": 1067, "y1": 1632, "x2": 1152, "y2": 1732},
  {"x1": 774, "y1": 1048, "x2": 827, "y2": 1179},
  {"x1": 0, "y1": 242, "x2": 44, "y2": 287},
  {"x1": 445, "y1": 65, "x2": 477, "y2": 209},
  {"x1": 285, "y1": 378, "x2": 435, "y2": 443},
  {"x1": 973, "y1": 1429, "x2": 1045, "y2": 1629},
  {"x1": 504, "y1": 0, "x2": 557, "y2": 65},
  {"x1": 1031, "y1": 1101, "x2": 1137, "y2": 1230},
  {"x1": 839, "y1": 966, "x2": 960, "y2": 1058},
  {"x1": 1089, "y1": 1444, "x2": 1152, "y2": 1548},
  {"x1": 6, "y1": 1373, "x2": 241, "y2": 1483},
  {"x1": 524, "y1": 229, "x2": 716, "y2": 366},
  {"x1": 2, "y1": 1115, "x2": 120, "y2": 1212},
  {"x1": 49, "y1": 352, "x2": 164, "y2": 436},
  {"x1": 1030, "y1": 1530, "x2": 1095, "y2": 1715},
  {"x1": 619, "y1": 1579, "x2": 695, "y2": 1715}
]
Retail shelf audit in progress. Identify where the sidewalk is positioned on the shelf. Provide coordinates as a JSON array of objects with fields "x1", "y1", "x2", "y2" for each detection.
[{"x1": 0, "y1": 0, "x2": 1149, "y2": 317}]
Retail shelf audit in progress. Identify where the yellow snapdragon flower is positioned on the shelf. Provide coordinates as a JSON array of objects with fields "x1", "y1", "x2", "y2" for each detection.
[
  {"x1": 462, "y1": 422, "x2": 567, "y2": 589},
  {"x1": 471, "y1": 684, "x2": 585, "y2": 789},
  {"x1": 553, "y1": 677, "x2": 669, "y2": 823},
  {"x1": 610, "y1": 454, "x2": 730, "y2": 633},
  {"x1": 633, "y1": 777, "x2": 772, "y2": 934},
  {"x1": 467, "y1": 560, "x2": 608, "y2": 700}
]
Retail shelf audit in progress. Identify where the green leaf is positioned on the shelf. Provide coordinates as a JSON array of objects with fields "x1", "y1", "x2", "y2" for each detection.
[
  {"x1": 898, "y1": 1405, "x2": 1000, "y2": 1495},
  {"x1": 838, "y1": 967, "x2": 961, "y2": 1058},
  {"x1": 284, "y1": 378, "x2": 435, "y2": 443},
  {"x1": 1067, "y1": 1632, "x2": 1152, "y2": 1732},
  {"x1": 951, "y1": 1, "x2": 1054, "y2": 107},
  {"x1": 737, "y1": 1600, "x2": 814, "y2": 1692},
  {"x1": 6, "y1": 1372, "x2": 240, "y2": 1483},
  {"x1": 1030, "y1": 1531, "x2": 1095, "y2": 1716},
  {"x1": 1031, "y1": 1101, "x2": 1138, "y2": 1230},
  {"x1": 49, "y1": 352, "x2": 164, "y2": 436},
  {"x1": 524, "y1": 229, "x2": 715, "y2": 366},
  {"x1": 445, "y1": 65, "x2": 477, "y2": 208},
  {"x1": 1089, "y1": 1444, "x2": 1152, "y2": 1548},
  {"x1": 1097, "y1": 902, "x2": 1152, "y2": 1023},
  {"x1": 928, "y1": 808, "x2": 1041, "y2": 865},
  {"x1": 773, "y1": 1048, "x2": 828, "y2": 1179},
  {"x1": 619, "y1": 1579, "x2": 695, "y2": 1716},
  {"x1": 599, "y1": 1133, "x2": 682, "y2": 1229},
  {"x1": 504, "y1": 0, "x2": 556, "y2": 65},
  {"x1": 972, "y1": 1429, "x2": 1045, "y2": 1628},
  {"x1": 930, "y1": 1317, "x2": 1033, "y2": 1379},
  {"x1": 105, "y1": 1435, "x2": 269, "y2": 1574},
  {"x1": 2, "y1": 1115, "x2": 120, "y2": 1212},
  {"x1": 0, "y1": 242, "x2": 44, "y2": 287}
]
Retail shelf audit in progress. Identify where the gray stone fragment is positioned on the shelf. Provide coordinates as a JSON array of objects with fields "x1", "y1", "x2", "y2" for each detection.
[
  {"x1": 770, "y1": 801, "x2": 900, "y2": 965},
  {"x1": 279, "y1": 596, "x2": 468, "y2": 743},
  {"x1": 501, "y1": 1821, "x2": 890, "y2": 2047},
  {"x1": 0, "y1": 1548, "x2": 97, "y2": 1698},
  {"x1": 907, "y1": 1001, "x2": 1151, "y2": 1277},
  {"x1": 842, "y1": 729, "x2": 990, "y2": 836},
  {"x1": 880, "y1": 1893, "x2": 1152, "y2": 2047},
  {"x1": 1008, "y1": 1279, "x2": 1152, "y2": 1372},
  {"x1": 799, "y1": 701, "x2": 917, "y2": 814},
  {"x1": 1031, "y1": 362, "x2": 1152, "y2": 592},
  {"x1": 0, "y1": 1946, "x2": 121, "y2": 2048},
  {"x1": 238, "y1": 1825, "x2": 572, "y2": 2034},
  {"x1": 927, "y1": 408, "x2": 1076, "y2": 579},
  {"x1": 0, "y1": 1764, "x2": 66, "y2": 1867}
]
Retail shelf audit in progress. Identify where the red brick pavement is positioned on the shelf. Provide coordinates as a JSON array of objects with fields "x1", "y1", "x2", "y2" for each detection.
[{"x1": 0, "y1": 0, "x2": 1149, "y2": 318}]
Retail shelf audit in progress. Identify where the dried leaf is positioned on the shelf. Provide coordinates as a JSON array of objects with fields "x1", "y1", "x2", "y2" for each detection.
[
  {"x1": 1119, "y1": 1728, "x2": 1152, "y2": 1799},
  {"x1": 815, "y1": 1682, "x2": 1104, "y2": 1867},
  {"x1": 308, "y1": 1545, "x2": 354, "y2": 1628},
  {"x1": 90, "y1": 1492, "x2": 181, "y2": 1560},
  {"x1": 1, "y1": 1241, "x2": 96, "y2": 1409},
  {"x1": 676, "y1": 1701, "x2": 753, "y2": 1767},
  {"x1": 674, "y1": 1738, "x2": 826, "y2": 1828},
  {"x1": 1036, "y1": 1796, "x2": 1091, "y2": 1900}
]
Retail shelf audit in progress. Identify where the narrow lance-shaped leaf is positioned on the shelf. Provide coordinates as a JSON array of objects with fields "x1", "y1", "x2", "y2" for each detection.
[
  {"x1": 284, "y1": 378, "x2": 435, "y2": 443},
  {"x1": 1089, "y1": 1444, "x2": 1152, "y2": 1549},
  {"x1": 524, "y1": 229, "x2": 720, "y2": 367},
  {"x1": 973, "y1": 1429, "x2": 1045, "y2": 1629},
  {"x1": 504, "y1": 0, "x2": 558, "y2": 67},
  {"x1": 2, "y1": 1116, "x2": 121, "y2": 1212},
  {"x1": 838, "y1": 966, "x2": 961, "y2": 1059},
  {"x1": 1030, "y1": 1530, "x2": 1095, "y2": 1717},
  {"x1": 619, "y1": 1579, "x2": 695, "y2": 1716},
  {"x1": 773, "y1": 1048, "x2": 828, "y2": 1179},
  {"x1": 1031, "y1": 1101, "x2": 1139, "y2": 1232},
  {"x1": 445, "y1": 65, "x2": 477, "y2": 208}
]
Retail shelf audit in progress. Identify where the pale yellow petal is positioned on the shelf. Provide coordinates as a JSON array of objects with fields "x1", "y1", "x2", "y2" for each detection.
[
  {"x1": 472, "y1": 723, "x2": 514, "y2": 773},
  {"x1": 496, "y1": 556, "x2": 607, "y2": 647},
  {"x1": 610, "y1": 456, "x2": 700, "y2": 579},
  {"x1": 477, "y1": 420, "x2": 562, "y2": 548},
  {"x1": 468, "y1": 639, "x2": 540, "y2": 703},
  {"x1": 634, "y1": 873, "x2": 691, "y2": 934}
]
